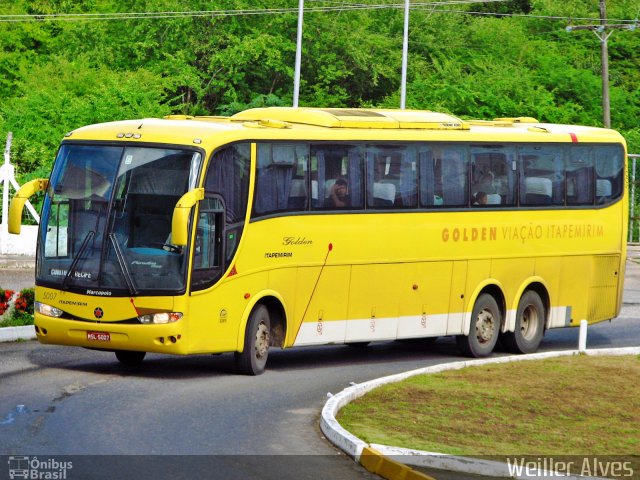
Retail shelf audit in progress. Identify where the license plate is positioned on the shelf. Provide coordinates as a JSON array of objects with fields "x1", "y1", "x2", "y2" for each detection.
[{"x1": 87, "y1": 331, "x2": 110, "y2": 342}]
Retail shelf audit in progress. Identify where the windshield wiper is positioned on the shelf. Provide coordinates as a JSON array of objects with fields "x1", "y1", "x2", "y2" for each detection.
[
  {"x1": 109, "y1": 233, "x2": 139, "y2": 296},
  {"x1": 62, "y1": 231, "x2": 95, "y2": 289}
]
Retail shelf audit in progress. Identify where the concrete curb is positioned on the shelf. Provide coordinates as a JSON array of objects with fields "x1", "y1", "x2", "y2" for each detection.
[
  {"x1": 360, "y1": 446, "x2": 436, "y2": 480},
  {"x1": 0, "y1": 256, "x2": 36, "y2": 269},
  {"x1": 0, "y1": 325, "x2": 36, "y2": 342},
  {"x1": 320, "y1": 346, "x2": 640, "y2": 479}
]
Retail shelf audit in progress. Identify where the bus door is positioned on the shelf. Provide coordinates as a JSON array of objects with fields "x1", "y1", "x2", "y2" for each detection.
[{"x1": 190, "y1": 195, "x2": 225, "y2": 289}]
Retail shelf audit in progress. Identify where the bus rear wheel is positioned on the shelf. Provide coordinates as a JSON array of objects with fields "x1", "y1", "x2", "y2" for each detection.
[
  {"x1": 502, "y1": 290, "x2": 545, "y2": 354},
  {"x1": 456, "y1": 293, "x2": 501, "y2": 358},
  {"x1": 235, "y1": 304, "x2": 270, "y2": 375},
  {"x1": 115, "y1": 350, "x2": 146, "y2": 366}
]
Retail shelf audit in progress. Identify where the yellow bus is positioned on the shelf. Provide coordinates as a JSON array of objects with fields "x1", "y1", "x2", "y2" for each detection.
[{"x1": 10, "y1": 108, "x2": 627, "y2": 374}]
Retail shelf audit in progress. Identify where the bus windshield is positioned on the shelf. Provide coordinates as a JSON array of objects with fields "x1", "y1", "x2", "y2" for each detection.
[{"x1": 37, "y1": 144, "x2": 202, "y2": 295}]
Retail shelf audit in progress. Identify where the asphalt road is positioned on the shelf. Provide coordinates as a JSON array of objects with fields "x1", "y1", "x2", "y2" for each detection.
[{"x1": 0, "y1": 259, "x2": 639, "y2": 480}]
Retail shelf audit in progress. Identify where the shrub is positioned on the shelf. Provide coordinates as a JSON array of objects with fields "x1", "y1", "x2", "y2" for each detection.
[
  {"x1": 1, "y1": 312, "x2": 32, "y2": 327},
  {"x1": 0, "y1": 288, "x2": 35, "y2": 327},
  {"x1": 0, "y1": 289, "x2": 15, "y2": 316},
  {"x1": 14, "y1": 288, "x2": 34, "y2": 315}
]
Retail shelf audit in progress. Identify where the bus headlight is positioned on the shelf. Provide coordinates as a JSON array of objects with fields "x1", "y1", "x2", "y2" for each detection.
[
  {"x1": 35, "y1": 301, "x2": 64, "y2": 318},
  {"x1": 138, "y1": 312, "x2": 182, "y2": 324}
]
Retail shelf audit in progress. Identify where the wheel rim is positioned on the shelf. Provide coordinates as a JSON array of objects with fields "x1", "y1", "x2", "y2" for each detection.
[
  {"x1": 475, "y1": 308, "x2": 496, "y2": 344},
  {"x1": 254, "y1": 321, "x2": 269, "y2": 359},
  {"x1": 520, "y1": 304, "x2": 539, "y2": 340}
]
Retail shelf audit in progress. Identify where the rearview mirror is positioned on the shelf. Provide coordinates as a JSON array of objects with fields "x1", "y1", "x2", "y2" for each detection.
[
  {"x1": 9, "y1": 178, "x2": 49, "y2": 235},
  {"x1": 171, "y1": 188, "x2": 205, "y2": 246}
]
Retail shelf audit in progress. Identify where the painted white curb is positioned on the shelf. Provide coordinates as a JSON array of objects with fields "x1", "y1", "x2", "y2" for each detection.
[
  {"x1": 370, "y1": 444, "x2": 611, "y2": 480},
  {"x1": 0, "y1": 325, "x2": 36, "y2": 342},
  {"x1": 320, "y1": 347, "x2": 640, "y2": 477}
]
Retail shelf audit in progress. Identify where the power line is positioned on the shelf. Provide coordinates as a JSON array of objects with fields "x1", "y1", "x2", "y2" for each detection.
[
  {"x1": 412, "y1": 7, "x2": 638, "y2": 24},
  {"x1": 0, "y1": 2, "x2": 498, "y2": 22},
  {"x1": 1, "y1": 1, "x2": 637, "y2": 24}
]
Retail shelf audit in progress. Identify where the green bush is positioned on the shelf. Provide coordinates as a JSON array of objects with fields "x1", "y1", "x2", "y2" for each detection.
[
  {"x1": 0, "y1": 287, "x2": 35, "y2": 327},
  {"x1": 13, "y1": 288, "x2": 34, "y2": 315},
  {"x1": 1, "y1": 312, "x2": 33, "y2": 327},
  {"x1": 0, "y1": 289, "x2": 15, "y2": 316}
]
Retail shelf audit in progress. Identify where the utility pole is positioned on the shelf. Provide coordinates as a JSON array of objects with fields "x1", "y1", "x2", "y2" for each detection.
[
  {"x1": 566, "y1": 0, "x2": 638, "y2": 128},
  {"x1": 598, "y1": 0, "x2": 610, "y2": 128},
  {"x1": 293, "y1": 0, "x2": 304, "y2": 108},
  {"x1": 400, "y1": 0, "x2": 410, "y2": 109}
]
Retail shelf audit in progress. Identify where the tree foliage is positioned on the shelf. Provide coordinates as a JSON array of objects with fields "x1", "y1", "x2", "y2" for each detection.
[
  {"x1": 473, "y1": 1, "x2": 533, "y2": 15},
  {"x1": 0, "y1": 0, "x2": 639, "y2": 178}
]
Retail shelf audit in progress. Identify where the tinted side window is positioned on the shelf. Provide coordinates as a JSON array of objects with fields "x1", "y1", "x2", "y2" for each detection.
[
  {"x1": 366, "y1": 145, "x2": 416, "y2": 208},
  {"x1": 470, "y1": 145, "x2": 516, "y2": 206},
  {"x1": 595, "y1": 145, "x2": 624, "y2": 204},
  {"x1": 204, "y1": 143, "x2": 250, "y2": 264},
  {"x1": 205, "y1": 143, "x2": 250, "y2": 224},
  {"x1": 519, "y1": 146, "x2": 564, "y2": 206},
  {"x1": 310, "y1": 144, "x2": 364, "y2": 209},
  {"x1": 191, "y1": 197, "x2": 224, "y2": 291},
  {"x1": 567, "y1": 146, "x2": 594, "y2": 206},
  {"x1": 253, "y1": 143, "x2": 309, "y2": 216},
  {"x1": 420, "y1": 145, "x2": 468, "y2": 207}
]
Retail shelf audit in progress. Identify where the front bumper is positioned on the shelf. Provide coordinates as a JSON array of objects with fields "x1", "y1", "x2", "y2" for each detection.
[{"x1": 34, "y1": 313, "x2": 189, "y2": 355}]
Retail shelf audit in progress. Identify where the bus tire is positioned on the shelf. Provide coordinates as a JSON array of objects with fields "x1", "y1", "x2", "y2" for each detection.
[
  {"x1": 115, "y1": 350, "x2": 146, "y2": 366},
  {"x1": 235, "y1": 304, "x2": 270, "y2": 375},
  {"x1": 502, "y1": 290, "x2": 545, "y2": 354},
  {"x1": 456, "y1": 293, "x2": 501, "y2": 358}
]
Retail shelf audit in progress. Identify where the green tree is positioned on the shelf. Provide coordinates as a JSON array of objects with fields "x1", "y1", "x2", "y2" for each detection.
[
  {"x1": 1, "y1": 56, "x2": 171, "y2": 173},
  {"x1": 1, "y1": 0, "x2": 639, "y2": 169},
  {"x1": 473, "y1": 1, "x2": 533, "y2": 15}
]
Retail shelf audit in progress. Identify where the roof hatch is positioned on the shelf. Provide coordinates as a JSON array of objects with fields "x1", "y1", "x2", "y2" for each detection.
[{"x1": 231, "y1": 107, "x2": 469, "y2": 130}]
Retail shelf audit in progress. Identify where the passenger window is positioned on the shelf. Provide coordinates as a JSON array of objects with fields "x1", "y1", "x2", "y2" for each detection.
[
  {"x1": 595, "y1": 146, "x2": 624, "y2": 204},
  {"x1": 366, "y1": 145, "x2": 414, "y2": 208},
  {"x1": 253, "y1": 143, "x2": 309, "y2": 216},
  {"x1": 567, "y1": 146, "x2": 594, "y2": 206},
  {"x1": 470, "y1": 145, "x2": 516, "y2": 207},
  {"x1": 519, "y1": 146, "x2": 564, "y2": 206},
  {"x1": 399, "y1": 146, "x2": 419, "y2": 208},
  {"x1": 204, "y1": 143, "x2": 250, "y2": 266},
  {"x1": 310, "y1": 144, "x2": 364, "y2": 209},
  {"x1": 420, "y1": 145, "x2": 468, "y2": 207},
  {"x1": 206, "y1": 143, "x2": 250, "y2": 224}
]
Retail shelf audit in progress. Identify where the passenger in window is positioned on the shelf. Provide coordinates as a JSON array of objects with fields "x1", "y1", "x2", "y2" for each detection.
[
  {"x1": 478, "y1": 171, "x2": 495, "y2": 193},
  {"x1": 473, "y1": 191, "x2": 488, "y2": 206},
  {"x1": 327, "y1": 177, "x2": 350, "y2": 207}
]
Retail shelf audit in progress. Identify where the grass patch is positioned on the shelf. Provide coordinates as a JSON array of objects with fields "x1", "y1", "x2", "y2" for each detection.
[
  {"x1": 338, "y1": 355, "x2": 639, "y2": 469},
  {"x1": 0, "y1": 312, "x2": 34, "y2": 327}
]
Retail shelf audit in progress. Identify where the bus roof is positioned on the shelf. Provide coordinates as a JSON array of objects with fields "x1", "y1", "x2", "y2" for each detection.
[
  {"x1": 65, "y1": 107, "x2": 625, "y2": 146},
  {"x1": 229, "y1": 108, "x2": 621, "y2": 139}
]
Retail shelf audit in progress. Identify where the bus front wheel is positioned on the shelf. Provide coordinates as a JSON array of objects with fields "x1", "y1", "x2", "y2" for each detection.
[
  {"x1": 235, "y1": 304, "x2": 270, "y2": 375},
  {"x1": 456, "y1": 293, "x2": 501, "y2": 358},
  {"x1": 502, "y1": 291, "x2": 545, "y2": 354},
  {"x1": 115, "y1": 350, "x2": 146, "y2": 366}
]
